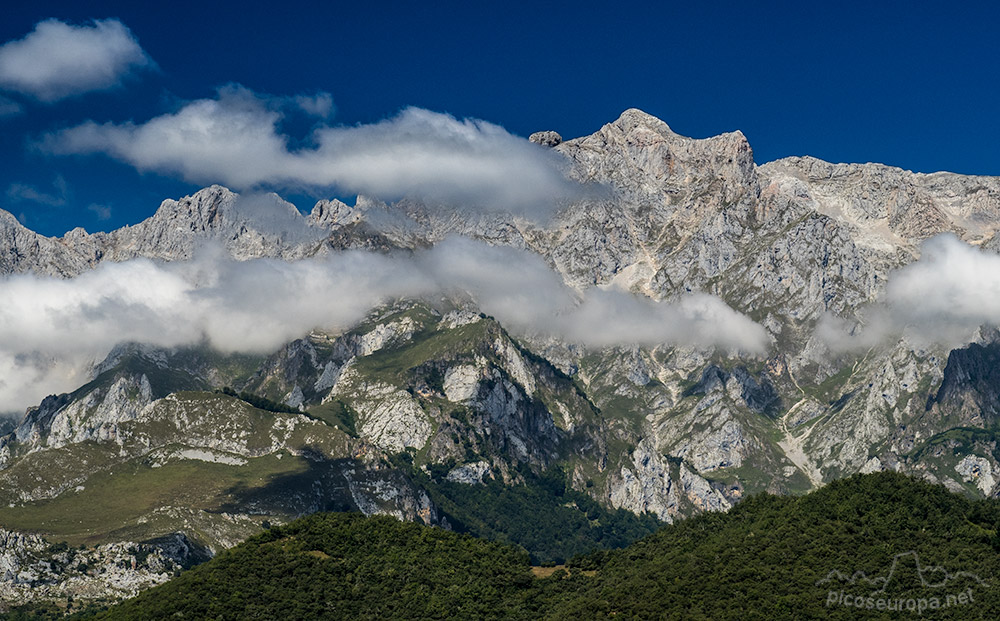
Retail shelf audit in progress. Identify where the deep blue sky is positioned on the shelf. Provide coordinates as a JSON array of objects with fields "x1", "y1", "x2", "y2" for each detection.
[{"x1": 2, "y1": 1, "x2": 999, "y2": 236}]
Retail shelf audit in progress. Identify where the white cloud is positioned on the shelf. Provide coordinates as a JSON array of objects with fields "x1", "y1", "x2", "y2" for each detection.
[
  {"x1": 295, "y1": 92, "x2": 334, "y2": 118},
  {"x1": 0, "y1": 352, "x2": 93, "y2": 418},
  {"x1": 87, "y1": 203, "x2": 112, "y2": 221},
  {"x1": 41, "y1": 86, "x2": 583, "y2": 214},
  {"x1": 0, "y1": 18, "x2": 152, "y2": 102},
  {"x1": 0, "y1": 237, "x2": 767, "y2": 414},
  {"x1": 0, "y1": 94, "x2": 21, "y2": 117},
  {"x1": 0, "y1": 250, "x2": 429, "y2": 413},
  {"x1": 818, "y1": 234, "x2": 1000, "y2": 350},
  {"x1": 44, "y1": 86, "x2": 289, "y2": 187},
  {"x1": 228, "y1": 192, "x2": 326, "y2": 243},
  {"x1": 419, "y1": 237, "x2": 770, "y2": 352},
  {"x1": 6, "y1": 175, "x2": 69, "y2": 207},
  {"x1": 564, "y1": 290, "x2": 771, "y2": 351}
]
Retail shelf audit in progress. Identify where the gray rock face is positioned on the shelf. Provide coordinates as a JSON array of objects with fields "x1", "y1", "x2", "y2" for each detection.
[
  {"x1": 955, "y1": 454, "x2": 996, "y2": 496},
  {"x1": 927, "y1": 341, "x2": 1000, "y2": 420},
  {"x1": 529, "y1": 131, "x2": 563, "y2": 147},
  {"x1": 0, "y1": 529, "x2": 204, "y2": 610},
  {"x1": 607, "y1": 440, "x2": 678, "y2": 521},
  {"x1": 334, "y1": 372, "x2": 433, "y2": 452},
  {"x1": 606, "y1": 440, "x2": 731, "y2": 521},
  {"x1": 443, "y1": 364, "x2": 481, "y2": 402},
  {"x1": 761, "y1": 156, "x2": 1000, "y2": 245},
  {"x1": 687, "y1": 365, "x2": 780, "y2": 415},
  {"x1": 679, "y1": 463, "x2": 731, "y2": 512},
  {"x1": 45, "y1": 374, "x2": 153, "y2": 448},
  {"x1": 0, "y1": 210, "x2": 100, "y2": 277},
  {"x1": 445, "y1": 460, "x2": 492, "y2": 485}
]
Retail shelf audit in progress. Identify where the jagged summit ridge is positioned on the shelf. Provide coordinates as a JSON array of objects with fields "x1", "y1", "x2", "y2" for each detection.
[
  {"x1": 3, "y1": 107, "x2": 999, "y2": 284},
  {"x1": 0, "y1": 185, "x2": 379, "y2": 277}
]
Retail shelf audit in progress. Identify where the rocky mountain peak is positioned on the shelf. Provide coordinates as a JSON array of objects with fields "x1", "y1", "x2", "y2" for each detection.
[
  {"x1": 308, "y1": 198, "x2": 359, "y2": 228},
  {"x1": 597, "y1": 108, "x2": 754, "y2": 160},
  {"x1": 142, "y1": 185, "x2": 238, "y2": 232},
  {"x1": 612, "y1": 108, "x2": 677, "y2": 136},
  {"x1": 0, "y1": 206, "x2": 101, "y2": 276},
  {"x1": 0, "y1": 208, "x2": 22, "y2": 229},
  {"x1": 529, "y1": 130, "x2": 563, "y2": 147},
  {"x1": 62, "y1": 226, "x2": 89, "y2": 240},
  {"x1": 97, "y1": 186, "x2": 326, "y2": 263}
]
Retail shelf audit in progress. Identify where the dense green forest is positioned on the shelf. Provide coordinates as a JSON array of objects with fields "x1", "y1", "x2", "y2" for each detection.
[
  {"x1": 413, "y1": 462, "x2": 663, "y2": 564},
  {"x1": 8, "y1": 472, "x2": 1000, "y2": 619},
  {"x1": 86, "y1": 513, "x2": 537, "y2": 620},
  {"x1": 544, "y1": 472, "x2": 1000, "y2": 619}
]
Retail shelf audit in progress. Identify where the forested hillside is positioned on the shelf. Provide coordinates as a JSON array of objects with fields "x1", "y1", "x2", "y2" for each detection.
[{"x1": 12, "y1": 472, "x2": 993, "y2": 620}]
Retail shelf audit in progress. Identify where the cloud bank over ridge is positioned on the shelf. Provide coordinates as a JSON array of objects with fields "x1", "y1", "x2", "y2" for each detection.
[
  {"x1": 0, "y1": 237, "x2": 769, "y2": 414},
  {"x1": 41, "y1": 86, "x2": 583, "y2": 214},
  {"x1": 819, "y1": 234, "x2": 1000, "y2": 351}
]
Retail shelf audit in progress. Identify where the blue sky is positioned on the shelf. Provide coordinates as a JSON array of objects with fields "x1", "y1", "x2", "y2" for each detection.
[{"x1": 2, "y1": 0, "x2": 999, "y2": 236}]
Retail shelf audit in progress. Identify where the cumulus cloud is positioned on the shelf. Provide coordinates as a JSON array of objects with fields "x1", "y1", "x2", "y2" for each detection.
[
  {"x1": 0, "y1": 237, "x2": 767, "y2": 414},
  {"x1": 0, "y1": 18, "x2": 153, "y2": 102},
  {"x1": 41, "y1": 85, "x2": 583, "y2": 214},
  {"x1": 818, "y1": 234, "x2": 1000, "y2": 351}
]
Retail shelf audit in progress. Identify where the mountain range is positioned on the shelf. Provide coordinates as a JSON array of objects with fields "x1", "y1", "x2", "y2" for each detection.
[{"x1": 4, "y1": 108, "x2": 1000, "y2": 608}]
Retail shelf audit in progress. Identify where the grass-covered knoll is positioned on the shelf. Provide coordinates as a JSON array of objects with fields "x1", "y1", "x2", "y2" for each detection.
[
  {"x1": 216, "y1": 386, "x2": 300, "y2": 413},
  {"x1": 305, "y1": 398, "x2": 359, "y2": 436},
  {"x1": 91, "y1": 472, "x2": 1000, "y2": 620},
  {"x1": 0, "y1": 452, "x2": 307, "y2": 545},
  {"x1": 0, "y1": 391, "x2": 357, "y2": 547},
  {"x1": 348, "y1": 316, "x2": 493, "y2": 387}
]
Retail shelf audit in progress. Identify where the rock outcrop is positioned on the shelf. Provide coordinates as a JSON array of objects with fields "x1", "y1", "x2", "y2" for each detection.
[
  {"x1": 529, "y1": 130, "x2": 562, "y2": 147},
  {"x1": 0, "y1": 529, "x2": 207, "y2": 612}
]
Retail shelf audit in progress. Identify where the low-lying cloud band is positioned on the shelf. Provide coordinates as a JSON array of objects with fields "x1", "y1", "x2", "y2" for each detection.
[
  {"x1": 818, "y1": 233, "x2": 1000, "y2": 351},
  {"x1": 0, "y1": 237, "x2": 769, "y2": 414}
]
